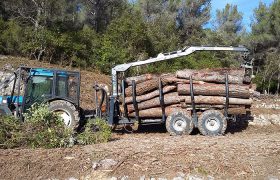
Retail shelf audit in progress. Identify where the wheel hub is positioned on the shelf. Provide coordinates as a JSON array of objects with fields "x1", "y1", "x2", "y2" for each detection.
[
  {"x1": 174, "y1": 118, "x2": 187, "y2": 132},
  {"x1": 55, "y1": 110, "x2": 72, "y2": 126},
  {"x1": 205, "y1": 117, "x2": 220, "y2": 131}
]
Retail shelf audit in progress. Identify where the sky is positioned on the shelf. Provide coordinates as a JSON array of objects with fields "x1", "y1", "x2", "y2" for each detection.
[{"x1": 209, "y1": 0, "x2": 274, "y2": 31}]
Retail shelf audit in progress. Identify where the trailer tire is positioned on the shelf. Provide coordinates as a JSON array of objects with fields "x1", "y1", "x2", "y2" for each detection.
[
  {"x1": 166, "y1": 111, "x2": 194, "y2": 136},
  {"x1": 198, "y1": 110, "x2": 227, "y2": 136},
  {"x1": 49, "y1": 100, "x2": 80, "y2": 130}
]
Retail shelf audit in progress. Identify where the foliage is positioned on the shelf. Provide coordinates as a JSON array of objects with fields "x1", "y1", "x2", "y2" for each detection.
[
  {"x1": 0, "y1": 116, "x2": 24, "y2": 149},
  {"x1": 98, "y1": 9, "x2": 151, "y2": 74},
  {"x1": 0, "y1": 104, "x2": 112, "y2": 149},
  {"x1": 249, "y1": 0, "x2": 280, "y2": 94},
  {"x1": 76, "y1": 118, "x2": 112, "y2": 145},
  {"x1": 0, "y1": 0, "x2": 280, "y2": 94},
  {"x1": 23, "y1": 103, "x2": 74, "y2": 148}
]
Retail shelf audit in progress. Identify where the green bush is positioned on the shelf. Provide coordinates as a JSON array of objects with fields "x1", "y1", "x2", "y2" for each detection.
[
  {"x1": 23, "y1": 103, "x2": 74, "y2": 148},
  {"x1": 0, "y1": 104, "x2": 112, "y2": 149},
  {"x1": 76, "y1": 118, "x2": 112, "y2": 145},
  {"x1": 0, "y1": 116, "x2": 24, "y2": 149}
]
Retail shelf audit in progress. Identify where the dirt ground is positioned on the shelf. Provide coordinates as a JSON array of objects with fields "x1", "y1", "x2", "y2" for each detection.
[{"x1": 1, "y1": 124, "x2": 280, "y2": 180}]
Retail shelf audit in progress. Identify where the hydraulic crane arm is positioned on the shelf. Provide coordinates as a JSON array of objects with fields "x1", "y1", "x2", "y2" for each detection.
[{"x1": 111, "y1": 46, "x2": 249, "y2": 96}]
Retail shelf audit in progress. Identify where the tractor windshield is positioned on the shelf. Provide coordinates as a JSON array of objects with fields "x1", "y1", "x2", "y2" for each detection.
[{"x1": 25, "y1": 76, "x2": 53, "y2": 107}]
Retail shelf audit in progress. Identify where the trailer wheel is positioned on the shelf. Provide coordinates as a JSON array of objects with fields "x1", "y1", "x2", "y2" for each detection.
[
  {"x1": 49, "y1": 100, "x2": 80, "y2": 130},
  {"x1": 166, "y1": 111, "x2": 194, "y2": 136},
  {"x1": 198, "y1": 110, "x2": 227, "y2": 136}
]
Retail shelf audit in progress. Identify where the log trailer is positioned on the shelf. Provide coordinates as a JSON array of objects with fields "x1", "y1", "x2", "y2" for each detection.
[{"x1": 95, "y1": 46, "x2": 254, "y2": 136}]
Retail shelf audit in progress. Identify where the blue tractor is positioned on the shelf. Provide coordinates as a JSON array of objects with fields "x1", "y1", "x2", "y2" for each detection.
[{"x1": 0, "y1": 66, "x2": 81, "y2": 129}]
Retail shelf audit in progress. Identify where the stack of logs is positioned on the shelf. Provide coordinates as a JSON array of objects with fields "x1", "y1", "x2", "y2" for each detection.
[{"x1": 122, "y1": 68, "x2": 256, "y2": 118}]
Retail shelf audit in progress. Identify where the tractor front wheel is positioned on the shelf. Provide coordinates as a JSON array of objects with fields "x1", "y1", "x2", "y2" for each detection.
[{"x1": 49, "y1": 100, "x2": 80, "y2": 130}]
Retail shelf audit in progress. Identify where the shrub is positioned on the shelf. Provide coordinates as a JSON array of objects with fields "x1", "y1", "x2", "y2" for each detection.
[
  {"x1": 76, "y1": 118, "x2": 112, "y2": 145},
  {"x1": 0, "y1": 103, "x2": 112, "y2": 149},
  {"x1": 0, "y1": 116, "x2": 24, "y2": 149},
  {"x1": 23, "y1": 103, "x2": 74, "y2": 148}
]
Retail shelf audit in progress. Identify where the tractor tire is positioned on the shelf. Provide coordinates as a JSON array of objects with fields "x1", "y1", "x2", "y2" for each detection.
[
  {"x1": 198, "y1": 110, "x2": 227, "y2": 136},
  {"x1": 49, "y1": 100, "x2": 80, "y2": 130},
  {"x1": 166, "y1": 111, "x2": 194, "y2": 136}
]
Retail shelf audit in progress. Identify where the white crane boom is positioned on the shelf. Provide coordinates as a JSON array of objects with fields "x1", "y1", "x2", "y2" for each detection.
[{"x1": 111, "y1": 46, "x2": 249, "y2": 96}]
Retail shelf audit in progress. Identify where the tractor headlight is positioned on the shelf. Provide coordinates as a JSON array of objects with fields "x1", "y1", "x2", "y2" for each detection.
[{"x1": 2, "y1": 99, "x2": 7, "y2": 104}]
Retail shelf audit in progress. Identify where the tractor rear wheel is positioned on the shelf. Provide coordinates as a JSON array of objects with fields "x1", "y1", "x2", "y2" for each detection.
[
  {"x1": 49, "y1": 100, "x2": 80, "y2": 130},
  {"x1": 198, "y1": 110, "x2": 227, "y2": 136},
  {"x1": 166, "y1": 111, "x2": 194, "y2": 136}
]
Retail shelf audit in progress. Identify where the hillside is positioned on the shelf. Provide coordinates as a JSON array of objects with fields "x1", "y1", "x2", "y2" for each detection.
[{"x1": 0, "y1": 55, "x2": 110, "y2": 110}]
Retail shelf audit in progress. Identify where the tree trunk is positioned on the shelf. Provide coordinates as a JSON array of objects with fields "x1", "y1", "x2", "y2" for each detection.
[
  {"x1": 176, "y1": 68, "x2": 248, "y2": 84},
  {"x1": 128, "y1": 106, "x2": 248, "y2": 118},
  {"x1": 125, "y1": 74, "x2": 204, "y2": 97},
  {"x1": 177, "y1": 83, "x2": 250, "y2": 98},
  {"x1": 128, "y1": 105, "x2": 186, "y2": 118},
  {"x1": 124, "y1": 85, "x2": 176, "y2": 103},
  {"x1": 126, "y1": 92, "x2": 185, "y2": 113},
  {"x1": 184, "y1": 96, "x2": 252, "y2": 105},
  {"x1": 125, "y1": 74, "x2": 156, "y2": 86}
]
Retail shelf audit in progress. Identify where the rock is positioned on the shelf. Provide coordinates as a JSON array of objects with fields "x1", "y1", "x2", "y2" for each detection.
[
  {"x1": 173, "y1": 177, "x2": 185, "y2": 180},
  {"x1": 67, "y1": 178, "x2": 78, "y2": 180},
  {"x1": 3, "y1": 64, "x2": 13, "y2": 71},
  {"x1": 270, "y1": 114, "x2": 280, "y2": 125},
  {"x1": 188, "y1": 175, "x2": 203, "y2": 180},
  {"x1": 207, "y1": 175, "x2": 215, "y2": 180},
  {"x1": 109, "y1": 177, "x2": 118, "y2": 180},
  {"x1": 64, "y1": 156, "x2": 75, "y2": 160},
  {"x1": 100, "y1": 159, "x2": 118, "y2": 169},
  {"x1": 92, "y1": 161, "x2": 101, "y2": 170},
  {"x1": 177, "y1": 172, "x2": 186, "y2": 178},
  {"x1": 0, "y1": 55, "x2": 8, "y2": 60},
  {"x1": 158, "y1": 178, "x2": 168, "y2": 180},
  {"x1": 120, "y1": 176, "x2": 129, "y2": 180},
  {"x1": 139, "y1": 175, "x2": 145, "y2": 180},
  {"x1": 267, "y1": 176, "x2": 279, "y2": 180}
]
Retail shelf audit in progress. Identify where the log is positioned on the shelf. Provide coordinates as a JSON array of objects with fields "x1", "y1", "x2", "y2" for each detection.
[
  {"x1": 177, "y1": 83, "x2": 250, "y2": 98},
  {"x1": 128, "y1": 105, "x2": 186, "y2": 118},
  {"x1": 125, "y1": 74, "x2": 156, "y2": 85},
  {"x1": 184, "y1": 96, "x2": 252, "y2": 105},
  {"x1": 127, "y1": 105, "x2": 249, "y2": 118},
  {"x1": 126, "y1": 92, "x2": 186, "y2": 113},
  {"x1": 125, "y1": 79, "x2": 161, "y2": 97},
  {"x1": 124, "y1": 85, "x2": 176, "y2": 103},
  {"x1": 180, "y1": 103, "x2": 244, "y2": 109},
  {"x1": 125, "y1": 74, "x2": 204, "y2": 97},
  {"x1": 176, "y1": 68, "x2": 247, "y2": 84}
]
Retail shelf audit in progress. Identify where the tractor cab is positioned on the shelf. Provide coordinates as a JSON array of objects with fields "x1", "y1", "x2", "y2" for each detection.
[
  {"x1": 0, "y1": 66, "x2": 81, "y2": 128},
  {"x1": 23, "y1": 68, "x2": 80, "y2": 110}
]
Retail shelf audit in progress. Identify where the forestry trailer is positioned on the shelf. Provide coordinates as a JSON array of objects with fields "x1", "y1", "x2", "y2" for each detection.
[
  {"x1": 0, "y1": 46, "x2": 254, "y2": 136},
  {"x1": 94, "y1": 46, "x2": 254, "y2": 136}
]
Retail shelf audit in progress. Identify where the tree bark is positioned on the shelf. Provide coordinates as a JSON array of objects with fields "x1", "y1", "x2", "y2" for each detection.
[
  {"x1": 124, "y1": 85, "x2": 176, "y2": 103},
  {"x1": 177, "y1": 83, "x2": 251, "y2": 98},
  {"x1": 125, "y1": 74, "x2": 204, "y2": 97},
  {"x1": 125, "y1": 74, "x2": 157, "y2": 86},
  {"x1": 128, "y1": 106, "x2": 248, "y2": 118},
  {"x1": 184, "y1": 96, "x2": 252, "y2": 105},
  {"x1": 128, "y1": 105, "x2": 186, "y2": 118},
  {"x1": 176, "y1": 68, "x2": 248, "y2": 84},
  {"x1": 126, "y1": 92, "x2": 185, "y2": 113}
]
